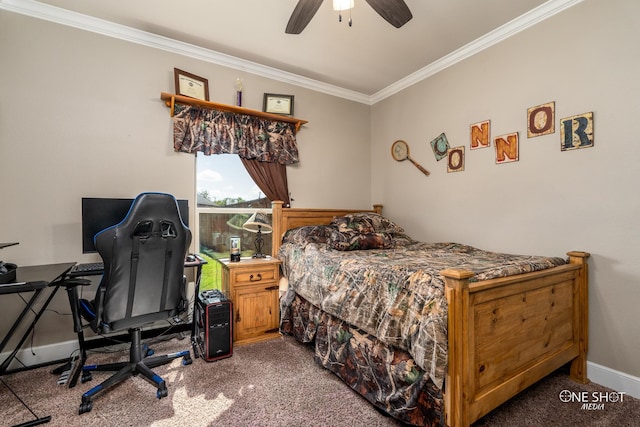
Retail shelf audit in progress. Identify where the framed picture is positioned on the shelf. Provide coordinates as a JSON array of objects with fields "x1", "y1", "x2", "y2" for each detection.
[
  {"x1": 174, "y1": 68, "x2": 209, "y2": 101},
  {"x1": 263, "y1": 93, "x2": 294, "y2": 115}
]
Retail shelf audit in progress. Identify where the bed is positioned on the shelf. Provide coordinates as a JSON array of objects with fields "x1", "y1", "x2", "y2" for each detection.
[{"x1": 271, "y1": 201, "x2": 589, "y2": 427}]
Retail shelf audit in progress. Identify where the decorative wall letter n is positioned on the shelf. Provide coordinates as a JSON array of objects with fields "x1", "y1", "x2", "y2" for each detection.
[
  {"x1": 470, "y1": 120, "x2": 490, "y2": 149},
  {"x1": 495, "y1": 132, "x2": 519, "y2": 164}
]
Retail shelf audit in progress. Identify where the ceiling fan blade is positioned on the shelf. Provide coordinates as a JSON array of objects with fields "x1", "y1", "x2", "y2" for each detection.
[
  {"x1": 286, "y1": 0, "x2": 324, "y2": 34},
  {"x1": 365, "y1": 0, "x2": 413, "y2": 28}
]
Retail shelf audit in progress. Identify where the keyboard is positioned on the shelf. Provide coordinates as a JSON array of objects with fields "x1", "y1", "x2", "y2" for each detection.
[
  {"x1": 69, "y1": 262, "x2": 104, "y2": 276},
  {"x1": 69, "y1": 256, "x2": 200, "y2": 277}
]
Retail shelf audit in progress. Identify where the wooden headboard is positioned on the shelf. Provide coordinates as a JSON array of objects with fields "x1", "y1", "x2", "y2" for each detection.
[{"x1": 271, "y1": 200, "x2": 383, "y2": 256}]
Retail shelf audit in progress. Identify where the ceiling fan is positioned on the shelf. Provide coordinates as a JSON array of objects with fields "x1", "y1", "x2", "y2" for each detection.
[{"x1": 285, "y1": 0, "x2": 413, "y2": 34}]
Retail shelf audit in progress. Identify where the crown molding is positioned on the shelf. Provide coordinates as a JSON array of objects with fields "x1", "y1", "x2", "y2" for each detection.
[
  {"x1": 2, "y1": 0, "x2": 582, "y2": 106},
  {"x1": 0, "y1": 0, "x2": 371, "y2": 104},
  {"x1": 371, "y1": 0, "x2": 584, "y2": 104}
]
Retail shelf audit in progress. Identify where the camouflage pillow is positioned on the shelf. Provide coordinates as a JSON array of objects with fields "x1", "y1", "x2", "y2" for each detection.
[
  {"x1": 328, "y1": 229, "x2": 395, "y2": 251},
  {"x1": 331, "y1": 212, "x2": 405, "y2": 234},
  {"x1": 282, "y1": 225, "x2": 333, "y2": 245},
  {"x1": 389, "y1": 232, "x2": 416, "y2": 246}
]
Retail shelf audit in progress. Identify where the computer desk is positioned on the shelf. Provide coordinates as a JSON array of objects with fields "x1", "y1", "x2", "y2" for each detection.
[{"x1": 0, "y1": 262, "x2": 75, "y2": 427}]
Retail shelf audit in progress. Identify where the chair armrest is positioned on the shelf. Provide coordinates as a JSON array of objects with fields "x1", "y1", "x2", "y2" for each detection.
[{"x1": 61, "y1": 278, "x2": 92, "y2": 288}]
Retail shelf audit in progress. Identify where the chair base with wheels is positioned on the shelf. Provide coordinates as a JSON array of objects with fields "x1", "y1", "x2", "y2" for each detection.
[
  {"x1": 54, "y1": 278, "x2": 193, "y2": 414},
  {"x1": 78, "y1": 327, "x2": 192, "y2": 414}
]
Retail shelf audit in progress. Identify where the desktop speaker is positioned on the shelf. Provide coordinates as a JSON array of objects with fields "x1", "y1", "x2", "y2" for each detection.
[
  {"x1": 0, "y1": 262, "x2": 17, "y2": 284},
  {"x1": 196, "y1": 299, "x2": 233, "y2": 362}
]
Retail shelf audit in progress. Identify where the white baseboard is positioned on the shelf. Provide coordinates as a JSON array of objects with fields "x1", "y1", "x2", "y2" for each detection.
[
  {"x1": 2, "y1": 319, "x2": 190, "y2": 372},
  {"x1": 1, "y1": 283, "x2": 197, "y2": 372},
  {"x1": 1, "y1": 339, "x2": 80, "y2": 372},
  {"x1": 588, "y1": 361, "x2": 640, "y2": 399}
]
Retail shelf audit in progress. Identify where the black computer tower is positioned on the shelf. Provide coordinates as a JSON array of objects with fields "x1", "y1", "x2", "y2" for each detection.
[{"x1": 195, "y1": 297, "x2": 233, "y2": 362}]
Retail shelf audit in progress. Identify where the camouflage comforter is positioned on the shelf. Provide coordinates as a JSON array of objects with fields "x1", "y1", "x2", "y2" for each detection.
[{"x1": 279, "y1": 240, "x2": 566, "y2": 388}]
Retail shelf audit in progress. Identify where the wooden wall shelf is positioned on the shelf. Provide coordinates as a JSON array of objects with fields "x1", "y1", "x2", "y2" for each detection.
[{"x1": 160, "y1": 92, "x2": 308, "y2": 133}]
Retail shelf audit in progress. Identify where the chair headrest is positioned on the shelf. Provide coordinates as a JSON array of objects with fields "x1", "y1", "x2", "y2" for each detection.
[{"x1": 95, "y1": 192, "x2": 189, "y2": 242}]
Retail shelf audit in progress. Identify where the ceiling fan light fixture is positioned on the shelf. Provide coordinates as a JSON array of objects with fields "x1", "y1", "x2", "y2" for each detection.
[
  {"x1": 286, "y1": 0, "x2": 410, "y2": 34},
  {"x1": 333, "y1": 0, "x2": 354, "y2": 11}
]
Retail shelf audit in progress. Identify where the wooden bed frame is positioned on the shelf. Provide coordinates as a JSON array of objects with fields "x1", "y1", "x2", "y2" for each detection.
[{"x1": 271, "y1": 201, "x2": 589, "y2": 427}]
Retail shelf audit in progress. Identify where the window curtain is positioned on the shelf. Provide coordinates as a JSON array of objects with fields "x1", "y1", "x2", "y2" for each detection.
[
  {"x1": 172, "y1": 104, "x2": 296, "y2": 207},
  {"x1": 241, "y1": 158, "x2": 291, "y2": 207},
  {"x1": 172, "y1": 104, "x2": 299, "y2": 164}
]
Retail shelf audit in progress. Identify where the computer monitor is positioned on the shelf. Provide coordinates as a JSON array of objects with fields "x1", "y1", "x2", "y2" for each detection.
[{"x1": 81, "y1": 197, "x2": 189, "y2": 253}]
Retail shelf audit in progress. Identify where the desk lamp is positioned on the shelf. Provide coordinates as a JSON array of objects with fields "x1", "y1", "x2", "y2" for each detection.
[{"x1": 242, "y1": 212, "x2": 272, "y2": 258}]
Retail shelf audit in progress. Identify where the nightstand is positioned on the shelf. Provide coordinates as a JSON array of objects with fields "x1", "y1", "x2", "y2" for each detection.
[{"x1": 216, "y1": 257, "x2": 281, "y2": 345}]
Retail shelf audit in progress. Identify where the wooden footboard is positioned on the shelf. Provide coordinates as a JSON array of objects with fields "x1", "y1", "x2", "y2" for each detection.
[{"x1": 441, "y1": 251, "x2": 589, "y2": 427}]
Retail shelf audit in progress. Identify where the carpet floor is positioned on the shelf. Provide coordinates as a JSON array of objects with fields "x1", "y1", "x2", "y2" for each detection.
[{"x1": 2, "y1": 334, "x2": 638, "y2": 426}]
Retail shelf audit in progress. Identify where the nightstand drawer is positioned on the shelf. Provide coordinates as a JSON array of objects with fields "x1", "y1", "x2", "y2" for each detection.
[{"x1": 230, "y1": 264, "x2": 278, "y2": 285}]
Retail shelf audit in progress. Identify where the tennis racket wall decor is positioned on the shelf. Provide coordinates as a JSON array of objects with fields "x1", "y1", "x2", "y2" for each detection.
[{"x1": 391, "y1": 140, "x2": 430, "y2": 177}]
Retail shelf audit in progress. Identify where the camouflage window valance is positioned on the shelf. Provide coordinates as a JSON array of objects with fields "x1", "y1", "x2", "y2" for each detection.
[{"x1": 172, "y1": 104, "x2": 299, "y2": 165}]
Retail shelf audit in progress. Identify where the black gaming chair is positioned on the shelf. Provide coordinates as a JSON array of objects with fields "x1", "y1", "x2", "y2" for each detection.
[{"x1": 73, "y1": 192, "x2": 193, "y2": 414}]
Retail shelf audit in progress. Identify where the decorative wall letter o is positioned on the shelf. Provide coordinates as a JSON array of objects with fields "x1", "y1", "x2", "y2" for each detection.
[
  {"x1": 448, "y1": 146, "x2": 465, "y2": 172},
  {"x1": 527, "y1": 102, "x2": 555, "y2": 138}
]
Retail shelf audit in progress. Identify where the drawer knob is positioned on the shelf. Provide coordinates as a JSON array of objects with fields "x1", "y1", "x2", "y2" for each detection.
[{"x1": 249, "y1": 273, "x2": 262, "y2": 282}]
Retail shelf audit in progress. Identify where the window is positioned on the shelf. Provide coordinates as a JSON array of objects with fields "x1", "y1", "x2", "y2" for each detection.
[{"x1": 195, "y1": 153, "x2": 272, "y2": 290}]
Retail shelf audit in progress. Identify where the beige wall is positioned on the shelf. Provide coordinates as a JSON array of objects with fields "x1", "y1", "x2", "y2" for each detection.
[
  {"x1": 371, "y1": 0, "x2": 640, "y2": 379},
  {"x1": 0, "y1": 12, "x2": 370, "y2": 352},
  {"x1": 2, "y1": 0, "x2": 638, "y2": 387}
]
